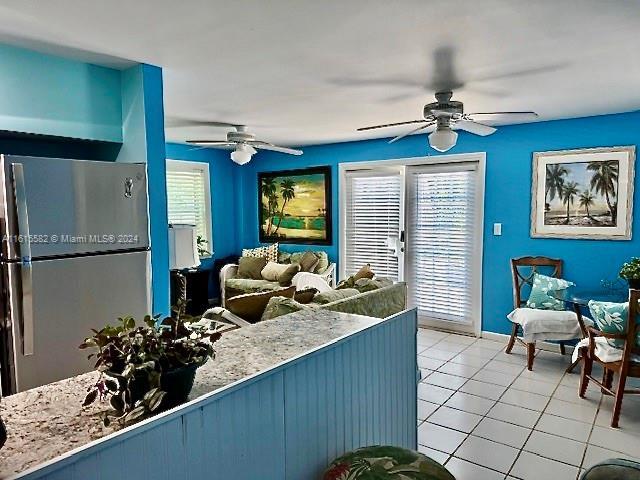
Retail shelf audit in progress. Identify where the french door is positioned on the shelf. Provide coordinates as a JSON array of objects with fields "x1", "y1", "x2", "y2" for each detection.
[{"x1": 341, "y1": 157, "x2": 484, "y2": 334}]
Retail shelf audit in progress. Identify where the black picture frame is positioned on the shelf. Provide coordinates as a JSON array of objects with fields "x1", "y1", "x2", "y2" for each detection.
[{"x1": 258, "y1": 166, "x2": 332, "y2": 245}]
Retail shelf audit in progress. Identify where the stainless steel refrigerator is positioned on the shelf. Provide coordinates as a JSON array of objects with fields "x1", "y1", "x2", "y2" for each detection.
[{"x1": 0, "y1": 155, "x2": 152, "y2": 395}]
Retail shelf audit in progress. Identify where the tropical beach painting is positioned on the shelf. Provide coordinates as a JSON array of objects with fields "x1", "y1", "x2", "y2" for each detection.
[
  {"x1": 258, "y1": 166, "x2": 332, "y2": 244},
  {"x1": 531, "y1": 146, "x2": 635, "y2": 240}
]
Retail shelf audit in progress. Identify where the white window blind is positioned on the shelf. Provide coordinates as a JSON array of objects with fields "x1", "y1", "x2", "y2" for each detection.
[
  {"x1": 407, "y1": 166, "x2": 477, "y2": 323},
  {"x1": 166, "y1": 160, "x2": 212, "y2": 250},
  {"x1": 343, "y1": 171, "x2": 402, "y2": 280}
]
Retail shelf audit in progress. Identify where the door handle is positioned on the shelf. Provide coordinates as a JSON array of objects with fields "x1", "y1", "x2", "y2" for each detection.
[{"x1": 11, "y1": 163, "x2": 34, "y2": 356}]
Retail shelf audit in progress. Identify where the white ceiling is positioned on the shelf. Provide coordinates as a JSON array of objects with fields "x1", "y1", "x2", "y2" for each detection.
[{"x1": 0, "y1": 0, "x2": 639, "y2": 146}]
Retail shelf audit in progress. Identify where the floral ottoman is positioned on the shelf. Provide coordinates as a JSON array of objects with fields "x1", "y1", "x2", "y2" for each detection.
[{"x1": 323, "y1": 445, "x2": 455, "y2": 480}]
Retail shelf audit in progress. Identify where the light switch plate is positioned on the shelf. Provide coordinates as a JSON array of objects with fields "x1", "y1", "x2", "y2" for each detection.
[{"x1": 493, "y1": 223, "x2": 502, "y2": 236}]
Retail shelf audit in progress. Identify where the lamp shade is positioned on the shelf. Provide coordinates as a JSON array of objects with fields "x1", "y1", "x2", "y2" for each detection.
[{"x1": 168, "y1": 224, "x2": 200, "y2": 270}]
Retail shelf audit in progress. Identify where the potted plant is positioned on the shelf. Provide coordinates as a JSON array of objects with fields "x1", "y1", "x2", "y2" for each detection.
[
  {"x1": 619, "y1": 257, "x2": 640, "y2": 289},
  {"x1": 196, "y1": 235, "x2": 211, "y2": 257},
  {"x1": 80, "y1": 303, "x2": 221, "y2": 426}
]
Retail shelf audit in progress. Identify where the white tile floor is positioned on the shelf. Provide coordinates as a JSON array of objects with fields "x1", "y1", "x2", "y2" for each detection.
[{"x1": 416, "y1": 327, "x2": 640, "y2": 480}]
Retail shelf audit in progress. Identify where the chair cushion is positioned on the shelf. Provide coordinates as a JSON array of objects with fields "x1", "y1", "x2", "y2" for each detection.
[
  {"x1": 225, "y1": 278, "x2": 281, "y2": 295},
  {"x1": 323, "y1": 445, "x2": 455, "y2": 480},
  {"x1": 526, "y1": 272, "x2": 574, "y2": 311},
  {"x1": 507, "y1": 307, "x2": 586, "y2": 343},
  {"x1": 581, "y1": 458, "x2": 640, "y2": 480},
  {"x1": 242, "y1": 243, "x2": 278, "y2": 263},
  {"x1": 226, "y1": 286, "x2": 296, "y2": 323},
  {"x1": 236, "y1": 256, "x2": 268, "y2": 280},
  {"x1": 588, "y1": 300, "x2": 640, "y2": 348}
]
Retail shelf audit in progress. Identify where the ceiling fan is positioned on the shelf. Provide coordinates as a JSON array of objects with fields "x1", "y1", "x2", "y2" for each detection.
[
  {"x1": 357, "y1": 90, "x2": 538, "y2": 152},
  {"x1": 186, "y1": 122, "x2": 303, "y2": 165}
]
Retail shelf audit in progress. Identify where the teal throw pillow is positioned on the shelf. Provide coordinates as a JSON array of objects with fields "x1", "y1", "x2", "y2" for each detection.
[
  {"x1": 525, "y1": 273, "x2": 574, "y2": 311},
  {"x1": 588, "y1": 300, "x2": 640, "y2": 348}
]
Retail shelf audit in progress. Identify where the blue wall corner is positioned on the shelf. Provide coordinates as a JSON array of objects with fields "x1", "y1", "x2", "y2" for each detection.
[
  {"x1": 233, "y1": 110, "x2": 640, "y2": 334},
  {"x1": 119, "y1": 64, "x2": 169, "y2": 317}
]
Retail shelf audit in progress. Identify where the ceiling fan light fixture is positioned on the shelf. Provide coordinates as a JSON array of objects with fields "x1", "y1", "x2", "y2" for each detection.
[
  {"x1": 428, "y1": 127, "x2": 458, "y2": 152},
  {"x1": 230, "y1": 143, "x2": 256, "y2": 165}
]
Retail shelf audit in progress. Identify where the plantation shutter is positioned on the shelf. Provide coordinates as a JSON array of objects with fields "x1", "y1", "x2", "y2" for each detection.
[
  {"x1": 166, "y1": 162, "x2": 211, "y2": 245},
  {"x1": 343, "y1": 170, "x2": 402, "y2": 280},
  {"x1": 407, "y1": 164, "x2": 478, "y2": 324}
]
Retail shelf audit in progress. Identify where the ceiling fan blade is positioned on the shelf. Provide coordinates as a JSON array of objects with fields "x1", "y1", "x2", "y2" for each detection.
[
  {"x1": 186, "y1": 140, "x2": 235, "y2": 146},
  {"x1": 357, "y1": 120, "x2": 427, "y2": 131},
  {"x1": 251, "y1": 142, "x2": 303, "y2": 155},
  {"x1": 388, "y1": 121, "x2": 436, "y2": 144},
  {"x1": 472, "y1": 64, "x2": 564, "y2": 83},
  {"x1": 454, "y1": 120, "x2": 497, "y2": 136},
  {"x1": 467, "y1": 111, "x2": 539, "y2": 122},
  {"x1": 166, "y1": 118, "x2": 242, "y2": 129}
]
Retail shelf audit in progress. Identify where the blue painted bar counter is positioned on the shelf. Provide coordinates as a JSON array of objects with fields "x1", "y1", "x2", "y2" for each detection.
[{"x1": 1, "y1": 308, "x2": 418, "y2": 480}]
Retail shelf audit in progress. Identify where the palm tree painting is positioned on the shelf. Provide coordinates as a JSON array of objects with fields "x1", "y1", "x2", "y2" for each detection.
[
  {"x1": 532, "y1": 146, "x2": 635, "y2": 240},
  {"x1": 259, "y1": 167, "x2": 332, "y2": 244},
  {"x1": 543, "y1": 160, "x2": 618, "y2": 227}
]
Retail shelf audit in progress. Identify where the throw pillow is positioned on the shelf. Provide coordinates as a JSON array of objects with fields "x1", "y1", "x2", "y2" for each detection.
[
  {"x1": 261, "y1": 261, "x2": 291, "y2": 281},
  {"x1": 261, "y1": 297, "x2": 309, "y2": 321},
  {"x1": 354, "y1": 263, "x2": 375, "y2": 281},
  {"x1": 236, "y1": 256, "x2": 268, "y2": 280},
  {"x1": 588, "y1": 300, "x2": 640, "y2": 348},
  {"x1": 313, "y1": 288, "x2": 360, "y2": 305},
  {"x1": 278, "y1": 263, "x2": 301, "y2": 286},
  {"x1": 294, "y1": 287, "x2": 319, "y2": 304},
  {"x1": 298, "y1": 251, "x2": 320, "y2": 272},
  {"x1": 525, "y1": 272, "x2": 574, "y2": 311},
  {"x1": 226, "y1": 286, "x2": 296, "y2": 323},
  {"x1": 242, "y1": 243, "x2": 278, "y2": 263}
]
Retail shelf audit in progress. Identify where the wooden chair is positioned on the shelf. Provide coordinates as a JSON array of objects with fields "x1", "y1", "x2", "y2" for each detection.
[
  {"x1": 506, "y1": 256, "x2": 569, "y2": 370},
  {"x1": 579, "y1": 289, "x2": 640, "y2": 428}
]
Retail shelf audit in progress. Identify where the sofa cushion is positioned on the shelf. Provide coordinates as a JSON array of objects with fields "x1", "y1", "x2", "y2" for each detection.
[
  {"x1": 299, "y1": 251, "x2": 320, "y2": 272},
  {"x1": 242, "y1": 243, "x2": 278, "y2": 263},
  {"x1": 354, "y1": 277, "x2": 393, "y2": 293},
  {"x1": 525, "y1": 272, "x2": 574, "y2": 311},
  {"x1": 237, "y1": 256, "x2": 268, "y2": 280},
  {"x1": 226, "y1": 286, "x2": 296, "y2": 323},
  {"x1": 313, "y1": 288, "x2": 360, "y2": 305},
  {"x1": 262, "y1": 297, "x2": 311, "y2": 321},
  {"x1": 225, "y1": 278, "x2": 282, "y2": 298}
]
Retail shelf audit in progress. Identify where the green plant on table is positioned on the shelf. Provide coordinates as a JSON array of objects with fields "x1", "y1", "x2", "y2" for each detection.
[
  {"x1": 619, "y1": 257, "x2": 640, "y2": 280},
  {"x1": 79, "y1": 301, "x2": 221, "y2": 426},
  {"x1": 196, "y1": 235, "x2": 211, "y2": 257}
]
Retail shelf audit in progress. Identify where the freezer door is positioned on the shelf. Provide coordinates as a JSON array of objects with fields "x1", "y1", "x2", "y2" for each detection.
[
  {"x1": 7, "y1": 250, "x2": 151, "y2": 393},
  {"x1": 0, "y1": 155, "x2": 149, "y2": 260}
]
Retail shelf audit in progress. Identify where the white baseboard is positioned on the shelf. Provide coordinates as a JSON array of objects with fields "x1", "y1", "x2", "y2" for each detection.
[{"x1": 481, "y1": 331, "x2": 576, "y2": 354}]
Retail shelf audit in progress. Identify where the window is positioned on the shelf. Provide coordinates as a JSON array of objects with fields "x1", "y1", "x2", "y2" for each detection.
[
  {"x1": 342, "y1": 169, "x2": 403, "y2": 281},
  {"x1": 166, "y1": 160, "x2": 212, "y2": 255}
]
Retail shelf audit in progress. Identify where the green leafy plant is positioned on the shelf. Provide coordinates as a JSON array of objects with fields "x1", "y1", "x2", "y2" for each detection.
[
  {"x1": 79, "y1": 303, "x2": 221, "y2": 426},
  {"x1": 620, "y1": 258, "x2": 640, "y2": 280},
  {"x1": 196, "y1": 235, "x2": 211, "y2": 257}
]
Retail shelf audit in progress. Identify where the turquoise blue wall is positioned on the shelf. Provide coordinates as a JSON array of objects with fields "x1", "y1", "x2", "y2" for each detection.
[
  {"x1": 0, "y1": 44, "x2": 122, "y2": 141},
  {"x1": 165, "y1": 143, "x2": 240, "y2": 262},
  {"x1": 234, "y1": 110, "x2": 640, "y2": 334}
]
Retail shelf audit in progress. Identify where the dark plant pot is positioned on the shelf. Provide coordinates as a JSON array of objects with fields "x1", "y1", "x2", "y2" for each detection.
[
  {"x1": 108, "y1": 361, "x2": 202, "y2": 412},
  {"x1": 0, "y1": 416, "x2": 6, "y2": 450},
  {"x1": 628, "y1": 279, "x2": 640, "y2": 290}
]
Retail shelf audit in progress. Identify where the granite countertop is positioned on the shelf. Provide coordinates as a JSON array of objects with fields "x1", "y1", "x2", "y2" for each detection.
[{"x1": 0, "y1": 309, "x2": 381, "y2": 478}]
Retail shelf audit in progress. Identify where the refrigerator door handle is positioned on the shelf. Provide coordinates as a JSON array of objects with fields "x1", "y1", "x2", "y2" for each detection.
[{"x1": 11, "y1": 163, "x2": 34, "y2": 356}]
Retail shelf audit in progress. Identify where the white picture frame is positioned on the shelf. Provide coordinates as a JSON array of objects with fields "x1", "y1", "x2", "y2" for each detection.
[{"x1": 531, "y1": 146, "x2": 635, "y2": 240}]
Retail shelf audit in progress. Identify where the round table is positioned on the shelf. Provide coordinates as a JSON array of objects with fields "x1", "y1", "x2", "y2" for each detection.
[{"x1": 552, "y1": 287, "x2": 628, "y2": 372}]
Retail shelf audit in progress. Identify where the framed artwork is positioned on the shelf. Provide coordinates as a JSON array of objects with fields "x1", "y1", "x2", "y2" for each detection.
[
  {"x1": 531, "y1": 146, "x2": 635, "y2": 240},
  {"x1": 258, "y1": 166, "x2": 332, "y2": 245}
]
